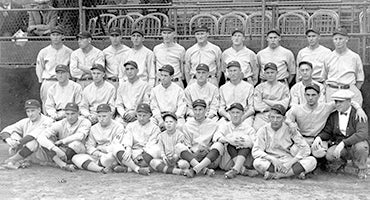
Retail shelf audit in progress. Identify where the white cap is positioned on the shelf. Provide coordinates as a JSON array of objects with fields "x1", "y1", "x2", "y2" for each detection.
[{"x1": 331, "y1": 89, "x2": 354, "y2": 101}]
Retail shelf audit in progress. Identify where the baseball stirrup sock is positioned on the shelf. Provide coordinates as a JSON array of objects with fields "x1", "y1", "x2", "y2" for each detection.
[
  {"x1": 237, "y1": 148, "x2": 251, "y2": 158},
  {"x1": 142, "y1": 152, "x2": 154, "y2": 164},
  {"x1": 206, "y1": 149, "x2": 220, "y2": 162},
  {"x1": 65, "y1": 147, "x2": 77, "y2": 161},
  {"x1": 180, "y1": 151, "x2": 194, "y2": 162},
  {"x1": 292, "y1": 162, "x2": 305, "y2": 175},
  {"x1": 81, "y1": 160, "x2": 93, "y2": 170},
  {"x1": 18, "y1": 135, "x2": 35, "y2": 146},
  {"x1": 267, "y1": 164, "x2": 275, "y2": 172},
  {"x1": 227, "y1": 145, "x2": 238, "y2": 159},
  {"x1": 116, "y1": 151, "x2": 125, "y2": 162},
  {"x1": 19, "y1": 146, "x2": 33, "y2": 158}
]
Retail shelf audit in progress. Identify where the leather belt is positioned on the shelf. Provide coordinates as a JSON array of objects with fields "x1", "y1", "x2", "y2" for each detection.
[
  {"x1": 78, "y1": 77, "x2": 93, "y2": 81},
  {"x1": 106, "y1": 77, "x2": 118, "y2": 82},
  {"x1": 192, "y1": 75, "x2": 216, "y2": 79},
  {"x1": 43, "y1": 78, "x2": 57, "y2": 81},
  {"x1": 327, "y1": 84, "x2": 350, "y2": 89}
]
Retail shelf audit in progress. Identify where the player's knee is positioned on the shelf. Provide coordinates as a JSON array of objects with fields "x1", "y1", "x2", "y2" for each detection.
[
  {"x1": 25, "y1": 140, "x2": 39, "y2": 152},
  {"x1": 177, "y1": 159, "x2": 190, "y2": 169},
  {"x1": 300, "y1": 156, "x2": 317, "y2": 173},
  {"x1": 100, "y1": 152, "x2": 115, "y2": 167},
  {"x1": 68, "y1": 141, "x2": 86, "y2": 154},
  {"x1": 253, "y1": 158, "x2": 268, "y2": 173},
  {"x1": 175, "y1": 143, "x2": 187, "y2": 155},
  {"x1": 71, "y1": 154, "x2": 90, "y2": 169},
  {"x1": 149, "y1": 158, "x2": 163, "y2": 168},
  {"x1": 210, "y1": 142, "x2": 224, "y2": 155},
  {"x1": 145, "y1": 144, "x2": 161, "y2": 159}
]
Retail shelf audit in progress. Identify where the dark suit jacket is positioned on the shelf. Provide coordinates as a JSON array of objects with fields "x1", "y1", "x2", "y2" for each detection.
[{"x1": 318, "y1": 106, "x2": 368, "y2": 146}]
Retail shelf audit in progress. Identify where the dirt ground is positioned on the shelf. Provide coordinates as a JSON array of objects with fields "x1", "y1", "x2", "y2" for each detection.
[{"x1": 0, "y1": 143, "x2": 369, "y2": 200}]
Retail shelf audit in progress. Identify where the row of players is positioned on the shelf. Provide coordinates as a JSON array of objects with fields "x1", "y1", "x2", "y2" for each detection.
[{"x1": 1, "y1": 86, "x2": 368, "y2": 180}]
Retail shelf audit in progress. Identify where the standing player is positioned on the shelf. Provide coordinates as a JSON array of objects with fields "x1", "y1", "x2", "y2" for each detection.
[
  {"x1": 120, "y1": 29, "x2": 155, "y2": 87},
  {"x1": 150, "y1": 65, "x2": 187, "y2": 129},
  {"x1": 103, "y1": 28, "x2": 130, "y2": 89},
  {"x1": 322, "y1": 28, "x2": 364, "y2": 105},
  {"x1": 36, "y1": 26, "x2": 72, "y2": 113},
  {"x1": 80, "y1": 64, "x2": 116, "y2": 125},
  {"x1": 115, "y1": 61, "x2": 151, "y2": 125},
  {"x1": 296, "y1": 28, "x2": 331, "y2": 82},
  {"x1": 184, "y1": 64, "x2": 219, "y2": 121},
  {"x1": 252, "y1": 104, "x2": 317, "y2": 180},
  {"x1": 0, "y1": 99, "x2": 53, "y2": 169},
  {"x1": 38, "y1": 103, "x2": 91, "y2": 172},
  {"x1": 153, "y1": 24, "x2": 185, "y2": 88},
  {"x1": 72, "y1": 104, "x2": 126, "y2": 173},
  {"x1": 45, "y1": 64, "x2": 82, "y2": 121},
  {"x1": 253, "y1": 62, "x2": 290, "y2": 130},
  {"x1": 213, "y1": 103, "x2": 258, "y2": 179},
  {"x1": 219, "y1": 61, "x2": 254, "y2": 125},
  {"x1": 257, "y1": 29, "x2": 296, "y2": 84},
  {"x1": 70, "y1": 31, "x2": 105, "y2": 88},
  {"x1": 222, "y1": 29, "x2": 258, "y2": 85},
  {"x1": 185, "y1": 25, "x2": 222, "y2": 86}
]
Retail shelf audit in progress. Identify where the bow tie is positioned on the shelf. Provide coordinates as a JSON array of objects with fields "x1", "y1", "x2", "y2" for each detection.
[{"x1": 340, "y1": 112, "x2": 348, "y2": 116}]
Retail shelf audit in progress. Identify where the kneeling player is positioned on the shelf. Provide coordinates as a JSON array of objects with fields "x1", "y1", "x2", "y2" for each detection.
[
  {"x1": 72, "y1": 104, "x2": 126, "y2": 173},
  {"x1": 214, "y1": 103, "x2": 258, "y2": 179},
  {"x1": 38, "y1": 103, "x2": 91, "y2": 172}
]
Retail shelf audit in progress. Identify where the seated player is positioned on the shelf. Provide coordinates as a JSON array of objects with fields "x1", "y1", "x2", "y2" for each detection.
[
  {"x1": 213, "y1": 103, "x2": 258, "y2": 179},
  {"x1": 112, "y1": 103, "x2": 161, "y2": 175},
  {"x1": 38, "y1": 103, "x2": 91, "y2": 172},
  {"x1": 72, "y1": 104, "x2": 126, "y2": 173},
  {"x1": 312, "y1": 90, "x2": 369, "y2": 179},
  {"x1": 252, "y1": 104, "x2": 317, "y2": 180},
  {"x1": 0, "y1": 99, "x2": 53, "y2": 169},
  {"x1": 175, "y1": 99, "x2": 223, "y2": 178},
  {"x1": 142, "y1": 112, "x2": 189, "y2": 175}
]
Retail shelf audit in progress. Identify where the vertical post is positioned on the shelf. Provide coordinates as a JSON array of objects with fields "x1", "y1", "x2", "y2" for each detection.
[
  {"x1": 79, "y1": 0, "x2": 85, "y2": 32},
  {"x1": 261, "y1": 0, "x2": 266, "y2": 49}
]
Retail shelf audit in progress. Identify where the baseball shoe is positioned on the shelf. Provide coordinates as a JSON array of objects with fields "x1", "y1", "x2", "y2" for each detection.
[
  {"x1": 297, "y1": 172, "x2": 306, "y2": 180},
  {"x1": 185, "y1": 168, "x2": 196, "y2": 178},
  {"x1": 113, "y1": 165, "x2": 128, "y2": 173},
  {"x1": 203, "y1": 168, "x2": 215, "y2": 177},
  {"x1": 358, "y1": 169, "x2": 367, "y2": 179},
  {"x1": 18, "y1": 160, "x2": 31, "y2": 169},
  {"x1": 240, "y1": 169, "x2": 259, "y2": 177},
  {"x1": 2, "y1": 162, "x2": 20, "y2": 170},
  {"x1": 101, "y1": 166, "x2": 113, "y2": 174},
  {"x1": 138, "y1": 167, "x2": 150, "y2": 176},
  {"x1": 224, "y1": 169, "x2": 238, "y2": 179},
  {"x1": 62, "y1": 164, "x2": 77, "y2": 172},
  {"x1": 263, "y1": 171, "x2": 276, "y2": 180}
]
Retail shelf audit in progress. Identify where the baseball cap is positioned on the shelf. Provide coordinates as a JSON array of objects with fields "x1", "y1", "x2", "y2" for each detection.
[
  {"x1": 267, "y1": 28, "x2": 281, "y2": 36},
  {"x1": 305, "y1": 28, "x2": 320, "y2": 35},
  {"x1": 227, "y1": 61, "x2": 241, "y2": 69},
  {"x1": 96, "y1": 104, "x2": 111, "y2": 113},
  {"x1": 193, "y1": 25, "x2": 208, "y2": 34},
  {"x1": 264, "y1": 62, "x2": 278, "y2": 71},
  {"x1": 131, "y1": 29, "x2": 144, "y2": 37},
  {"x1": 64, "y1": 102, "x2": 79, "y2": 112},
  {"x1": 77, "y1": 31, "x2": 92, "y2": 39},
  {"x1": 91, "y1": 63, "x2": 105, "y2": 72},
  {"x1": 159, "y1": 65, "x2": 174, "y2": 76},
  {"x1": 124, "y1": 60, "x2": 138, "y2": 69},
  {"x1": 227, "y1": 103, "x2": 244, "y2": 111},
  {"x1": 298, "y1": 61, "x2": 313, "y2": 69},
  {"x1": 231, "y1": 28, "x2": 244, "y2": 36},
  {"x1": 270, "y1": 104, "x2": 286, "y2": 116},
  {"x1": 109, "y1": 27, "x2": 121, "y2": 36},
  {"x1": 333, "y1": 27, "x2": 348, "y2": 37},
  {"x1": 161, "y1": 24, "x2": 175, "y2": 32},
  {"x1": 162, "y1": 112, "x2": 177, "y2": 121},
  {"x1": 196, "y1": 63, "x2": 209, "y2": 72},
  {"x1": 50, "y1": 26, "x2": 64, "y2": 35},
  {"x1": 24, "y1": 99, "x2": 41, "y2": 109},
  {"x1": 192, "y1": 99, "x2": 207, "y2": 108},
  {"x1": 305, "y1": 83, "x2": 320, "y2": 94},
  {"x1": 55, "y1": 64, "x2": 69, "y2": 73},
  {"x1": 136, "y1": 103, "x2": 152, "y2": 114},
  {"x1": 331, "y1": 90, "x2": 354, "y2": 101}
]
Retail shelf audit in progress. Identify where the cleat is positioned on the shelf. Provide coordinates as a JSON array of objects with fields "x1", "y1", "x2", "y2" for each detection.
[
  {"x1": 263, "y1": 171, "x2": 275, "y2": 180},
  {"x1": 358, "y1": 169, "x2": 367, "y2": 179},
  {"x1": 297, "y1": 172, "x2": 306, "y2": 180},
  {"x1": 113, "y1": 165, "x2": 128, "y2": 173},
  {"x1": 138, "y1": 167, "x2": 150, "y2": 176},
  {"x1": 19, "y1": 160, "x2": 31, "y2": 169},
  {"x1": 224, "y1": 169, "x2": 238, "y2": 179},
  {"x1": 2, "y1": 162, "x2": 20, "y2": 170},
  {"x1": 62, "y1": 164, "x2": 77, "y2": 172},
  {"x1": 205, "y1": 168, "x2": 215, "y2": 177},
  {"x1": 240, "y1": 169, "x2": 259, "y2": 177},
  {"x1": 185, "y1": 168, "x2": 196, "y2": 178},
  {"x1": 101, "y1": 166, "x2": 113, "y2": 174}
]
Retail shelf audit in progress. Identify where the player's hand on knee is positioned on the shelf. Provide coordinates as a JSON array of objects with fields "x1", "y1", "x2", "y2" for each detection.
[
  {"x1": 52, "y1": 146, "x2": 67, "y2": 161},
  {"x1": 55, "y1": 139, "x2": 65, "y2": 146},
  {"x1": 333, "y1": 142, "x2": 345, "y2": 159},
  {"x1": 122, "y1": 147, "x2": 132, "y2": 161},
  {"x1": 270, "y1": 157, "x2": 284, "y2": 173},
  {"x1": 312, "y1": 137, "x2": 322, "y2": 151}
]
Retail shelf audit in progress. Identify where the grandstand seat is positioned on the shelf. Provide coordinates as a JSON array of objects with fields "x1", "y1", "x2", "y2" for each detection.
[
  {"x1": 246, "y1": 11, "x2": 272, "y2": 36},
  {"x1": 189, "y1": 13, "x2": 219, "y2": 35},
  {"x1": 308, "y1": 9, "x2": 339, "y2": 35},
  {"x1": 359, "y1": 8, "x2": 370, "y2": 33},
  {"x1": 218, "y1": 13, "x2": 246, "y2": 35},
  {"x1": 229, "y1": 11, "x2": 249, "y2": 20},
  {"x1": 277, "y1": 11, "x2": 307, "y2": 35},
  {"x1": 88, "y1": 13, "x2": 116, "y2": 36},
  {"x1": 147, "y1": 12, "x2": 170, "y2": 25},
  {"x1": 132, "y1": 15, "x2": 162, "y2": 36},
  {"x1": 107, "y1": 15, "x2": 135, "y2": 36},
  {"x1": 126, "y1": 12, "x2": 144, "y2": 20}
]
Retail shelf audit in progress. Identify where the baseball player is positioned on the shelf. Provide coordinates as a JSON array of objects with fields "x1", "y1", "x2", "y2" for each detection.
[
  {"x1": 290, "y1": 61, "x2": 325, "y2": 107},
  {"x1": 185, "y1": 25, "x2": 222, "y2": 86},
  {"x1": 115, "y1": 61, "x2": 151, "y2": 125},
  {"x1": 175, "y1": 99, "x2": 223, "y2": 178},
  {"x1": 153, "y1": 24, "x2": 186, "y2": 88},
  {"x1": 0, "y1": 99, "x2": 53, "y2": 169},
  {"x1": 222, "y1": 29, "x2": 258, "y2": 85},
  {"x1": 27, "y1": 0, "x2": 57, "y2": 36},
  {"x1": 184, "y1": 63, "x2": 219, "y2": 122},
  {"x1": 296, "y1": 28, "x2": 331, "y2": 82},
  {"x1": 119, "y1": 29, "x2": 155, "y2": 87},
  {"x1": 213, "y1": 103, "x2": 258, "y2": 179},
  {"x1": 80, "y1": 64, "x2": 116, "y2": 125},
  {"x1": 112, "y1": 103, "x2": 161, "y2": 175},
  {"x1": 36, "y1": 26, "x2": 72, "y2": 113},
  {"x1": 45, "y1": 64, "x2": 82, "y2": 121},
  {"x1": 312, "y1": 90, "x2": 369, "y2": 179},
  {"x1": 142, "y1": 112, "x2": 189, "y2": 175},
  {"x1": 219, "y1": 61, "x2": 254, "y2": 126},
  {"x1": 150, "y1": 65, "x2": 186, "y2": 129},
  {"x1": 252, "y1": 104, "x2": 317, "y2": 180},
  {"x1": 103, "y1": 27, "x2": 130, "y2": 89},
  {"x1": 37, "y1": 103, "x2": 91, "y2": 172},
  {"x1": 70, "y1": 31, "x2": 105, "y2": 89},
  {"x1": 253, "y1": 62, "x2": 290, "y2": 130},
  {"x1": 257, "y1": 28, "x2": 296, "y2": 84},
  {"x1": 321, "y1": 28, "x2": 364, "y2": 106},
  {"x1": 72, "y1": 104, "x2": 126, "y2": 173}
]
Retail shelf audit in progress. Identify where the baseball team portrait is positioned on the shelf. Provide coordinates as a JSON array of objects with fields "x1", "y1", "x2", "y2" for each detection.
[{"x1": 0, "y1": 0, "x2": 370, "y2": 199}]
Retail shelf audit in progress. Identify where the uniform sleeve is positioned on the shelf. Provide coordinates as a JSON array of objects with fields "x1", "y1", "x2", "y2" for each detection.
[
  {"x1": 279, "y1": 85, "x2": 290, "y2": 108},
  {"x1": 150, "y1": 89, "x2": 162, "y2": 122},
  {"x1": 355, "y1": 54, "x2": 364, "y2": 82},
  {"x1": 80, "y1": 89, "x2": 90, "y2": 117},
  {"x1": 250, "y1": 53, "x2": 259, "y2": 85},
  {"x1": 142, "y1": 83, "x2": 151, "y2": 104},
  {"x1": 63, "y1": 119, "x2": 91, "y2": 144},
  {"x1": 95, "y1": 50, "x2": 105, "y2": 66},
  {"x1": 209, "y1": 87, "x2": 220, "y2": 116},
  {"x1": 74, "y1": 84, "x2": 83, "y2": 106},
  {"x1": 215, "y1": 47, "x2": 222, "y2": 75},
  {"x1": 184, "y1": 87, "x2": 194, "y2": 117},
  {"x1": 251, "y1": 127, "x2": 269, "y2": 159},
  {"x1": 108, "y1": 86, "x2": 116, "y2": 113},
  {"x1": 287, "y1": 50, "x2": 296, "y2": 75},
  {"x1": 37, "y1": 123, "x2": 61, "y2": 150},
  {"x1": 1, "y1": 119, "x2": 27, "y2": 139},
  {"x1": 184, "y1": 49, "x2": 192, "y2": 80},
  {"x1": 45, "y1": 88, "x2": 57, "y2": 118},
  {"x1": 291, "y1": 131, "x2": 311, "y2": 159},
  {"x1": 218, "y1": 87, "x2": 227, "y2": 114},
  {"x1": 343, "y1": 114, "x2": 368, "y2": 146},
  {"x1": 321, "y1": 58, "x2": 329, "y2": 82},
  {"x1": 145, "y1": 126, "x2": 160, "y2": 148},
  {"x1": 158, "y1": 133, "x2": 166, "y2": 157},
  {"x1": 253, "y1": 86, "x2": 269, "y2": 112},
  {"x1": 70, "y1": 52, "x2": 83, "y2": 79},
  {"x1": 115, "y1": 88, "x2": 126, "y2": 117},
  {"x1": 246, "y1": 86, "x2": 255, "y2": 114},
  {"x1": 289, "y1": 85, "x2": 300, "y2": 107},
  {"x1": 85, "y1": 130, "x2": 98, "y2": 155},
  {"x1": 147, "y1": 51, "x2": 156, "y2": 87},
  {"x1": 35, "y1": 49, "x2": 45, "y2": 83},
  {"x1": 212, "y1": 124, "x2": 227, "y2": 142},
  {"x1": 122, "y1": 124, "x2": 134, "y2": 147},
  {"x1": 296, "y1": 50, "x2": 303, "y2": 81},
  {"x1": 175, "y1": 89, "x2": 187, "y2": 119}
]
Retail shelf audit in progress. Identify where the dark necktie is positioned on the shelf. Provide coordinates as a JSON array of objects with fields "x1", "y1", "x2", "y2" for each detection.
[{"x1": 340, "y1": 112, "x2": 348, "y2": 116}]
